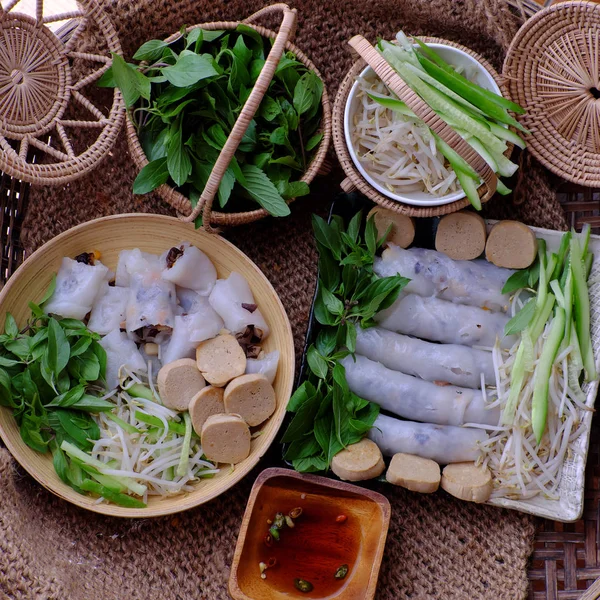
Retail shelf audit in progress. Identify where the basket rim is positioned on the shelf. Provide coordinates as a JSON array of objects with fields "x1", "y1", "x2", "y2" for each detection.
[
  {"x1": 332, "y1": 36, "x2": 513, "y2": 218},
  {"x1": 126, "y1": 19, "x2": 332, "y2": 227},
  {"x1": 503, "y1": 1, "x2": 600, "y2": 187}
]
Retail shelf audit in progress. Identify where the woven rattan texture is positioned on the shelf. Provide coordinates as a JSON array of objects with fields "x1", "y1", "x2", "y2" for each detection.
[
  {"x1": 0, "y1": 0, "x2": 583, "y2": 598},
  {"x1": 504, "y1": 2, "x2": 600, "y2": 187},
  {"x1": 0, "y1": 0, "x2": 125, "y2": 185}
]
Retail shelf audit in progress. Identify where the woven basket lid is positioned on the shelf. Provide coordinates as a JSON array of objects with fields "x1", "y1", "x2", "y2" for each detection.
[
  {"x1": 504, "y1": 1, "x2": 600, "y2": 186},
  {"x1": 0, "y1": 0, "x2": 124, "y2": 185}
]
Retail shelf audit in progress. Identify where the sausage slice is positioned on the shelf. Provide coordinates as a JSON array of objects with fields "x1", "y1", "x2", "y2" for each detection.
[
  {"x1": 196, "y1": 334, "x2": 246, "y2": 387},
  {"x1": 157, "y1": 358, "x2": 205, "y2": 411},
  {"x1": 223, "y1": 373, "x2": 276, "y2": 427},
  {"x1": 201, "y1": 413, "x2": 251, "y2": 464}
]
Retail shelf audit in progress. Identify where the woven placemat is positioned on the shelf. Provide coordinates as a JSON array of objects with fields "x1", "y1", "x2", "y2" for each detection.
[{"x1": 0, "y1": 0, "x2": 569, "y2": 598}]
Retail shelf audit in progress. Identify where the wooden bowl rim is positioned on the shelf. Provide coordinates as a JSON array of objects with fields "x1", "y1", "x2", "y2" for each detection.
[
  {"x1": 228, "y1": 467, "x2": 391, "y2": 600},
  {"x1": 0, "y1": 213, "x2": 295, "y2": 517}
]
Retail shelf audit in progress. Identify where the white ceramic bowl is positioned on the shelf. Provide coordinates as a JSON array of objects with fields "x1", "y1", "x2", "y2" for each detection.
[{"x1": 344, "y1": 43, "x2": 502, "y2": 207}]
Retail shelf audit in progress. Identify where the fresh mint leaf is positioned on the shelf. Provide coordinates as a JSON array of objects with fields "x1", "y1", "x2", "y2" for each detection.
[
  {"x1": 110, "y1": 53, "x2": 149, "y2": 107},
  {"x1": 287, "y1": 380, "x2": 316, "y2": 412},
  {"x1": 47, "y1": 318, "x2": 70, "y2": 378},
  {"x1": 292, "y1": 455, "x2": 328, "y2": 473},
  {"x1": 320, "y1": 285, "x2": 344, "y2": 316},
  {"x1": 217, "y1": 167, "x2": 235, "y2": 208},
  {"x1": 284, "y1": 435, "x2": 321, "y2": 461},
  {"x1": 4, "y1": 314, "x2": 18, "y2": 338},
  {"x1": 305, "y1": 132, "x2": 323, "y2": 151},
  {"x1": 281, "y1": 391, "x2": 322, "y2": 443},
  {"x1": 167, "y1": 124, "x2": 192, "y2": 187},
  {"x1": 281, "y1": 181, "x2": 309, "y2": 199},
  {"x1": 133, "y1": 158, "x2": 169, "y2": 194},
  {"x1": 314, "y1": 288, "x2": 337, "y2": 326},
  {"x1": 239, "y1": 165, "x2": 290, "y2": 217},
  {"x1": 260, "y1": 95, "x2": 281, "y2": 121},
  {"x1": 346, "y1": 322, "x2": 357, "y2": 353},
  {"x1": 316, "y1": 328, "x2": 337, "y2": 357},
  {"x1": 502, "y1": 268, "x2": 531, "y2": 295},
  {"x1": 307, "y1": 345, "x2": 328, "y2": 379},
  {"x1": 133, "y1": 39, "x2": 168, "y2": 61},
  {"x1": 504, "y1": 297, "x2": 536, "y2": 336},
  {"x1": 162, "y1": 52, "x2": 218, "y2": 87}
]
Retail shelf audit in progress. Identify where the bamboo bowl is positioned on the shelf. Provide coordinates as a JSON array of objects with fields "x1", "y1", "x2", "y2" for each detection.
[{"x1": 0, "y1": 214, "x2": 295, "y2": 517}]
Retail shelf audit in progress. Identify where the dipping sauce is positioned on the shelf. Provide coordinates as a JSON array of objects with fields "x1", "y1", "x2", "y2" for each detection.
[{"x1": 259, "y1": 499, "x2": 360, "y2": 597}]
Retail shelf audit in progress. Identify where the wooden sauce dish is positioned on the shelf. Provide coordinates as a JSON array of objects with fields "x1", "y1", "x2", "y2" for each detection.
[{"x1": 229, "y1": 468, "x2": 390, "y2": 600}]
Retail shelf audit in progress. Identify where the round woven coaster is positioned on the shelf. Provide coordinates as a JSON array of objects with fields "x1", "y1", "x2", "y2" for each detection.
[
  {"x1": 0, "y1": 0, "x2": 124, "y2": 185},
  {"x1": 504, "y1": 1, "x2": 600, "y2": 186}
]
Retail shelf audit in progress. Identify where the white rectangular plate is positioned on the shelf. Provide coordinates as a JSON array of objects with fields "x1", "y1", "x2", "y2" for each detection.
[{"x1": 485, "y1": 222, "x2": 599, "y2": 522}]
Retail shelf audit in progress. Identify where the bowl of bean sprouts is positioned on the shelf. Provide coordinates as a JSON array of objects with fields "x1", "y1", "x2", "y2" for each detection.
[{"x1": 344, "y1": 43, "x2": 502, "y2": 207}]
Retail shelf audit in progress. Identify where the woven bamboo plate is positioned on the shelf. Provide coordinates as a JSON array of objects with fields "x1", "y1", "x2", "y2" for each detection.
[
  {"x1": 504, "y1": 1, "x2": 600, "y2": 187},
  {"x1": 0, "y1": 213, "x2": 295, "y2": 517},
  {"x1": 332, "y1": 37, "x2": 512, "y2": 218},
  {"x1": 126, "y1": 4, "x2": 332, "y2": 231}
]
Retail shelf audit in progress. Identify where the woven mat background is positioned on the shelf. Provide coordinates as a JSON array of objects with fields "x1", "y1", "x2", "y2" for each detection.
[{"x1": 0, "y1": 0, "x2": 568, "y2": 597}]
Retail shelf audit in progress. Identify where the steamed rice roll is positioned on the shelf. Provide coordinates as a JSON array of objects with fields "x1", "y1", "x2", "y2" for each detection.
[
  {"x1": 125, "y1": 249, "x2": 176, "y2": 332},
  {"x1": 246, "y1": 350, "x2": 279, "y2": 384},
  {"x1": 374, "y1": 245, "x2": 513, "y2": 312},
  {"x1": 341, "y1": 355, "x2": 500, "y2": 426},
  {"x1": 44, "y1": 257, "x2": 110, "y2": 320},
  {"x1": 176, "y1": 287, "x2": 205, "y2": 314},
  {"x1": 162, "y1": 242, "x2": 217, "y2": 295},
  {"x1": 376, "y1": 293, "x2": 515, "y2": 350},
  {"x1": 161, "y1": 298, "x2": 224, "y2": 365},
  {"x1": 99, "y1": 329, "x2": 147, "y2": 389},
  {"x1": 369, "y1": 414, "x2": 487, "y2": 464},
  {"x1": 87, "y1": 284, "x2": 129, "y2": 335},
  {"x1": 115, "y1": 249, "x2": 160, "y2": 287},
  {"x1": 208, "y1": 272, "x2": 270, "y2": 337},
  {"x1": 355, "y1": 327, "x2": 495, "y2": 388}
]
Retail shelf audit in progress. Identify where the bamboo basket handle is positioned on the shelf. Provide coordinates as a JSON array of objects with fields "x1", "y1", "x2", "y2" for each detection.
[
  {"x1": 180, "y1": 4, "x2": 298, "y2": 229},
  {"x1": 347, "y1": 36, "x2": 498, "y2": 201}
]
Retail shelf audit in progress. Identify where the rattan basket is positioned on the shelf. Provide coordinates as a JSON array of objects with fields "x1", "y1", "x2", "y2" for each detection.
[
  {"x1": 126, "y1": 3, "x2": 332, "y2": 231},
  {"x1": 504, "y1": 1, "x2": 600, "y2": 187},
  {"x1": 0, "y1": 0, "x2": 124, "y2": 186},
  {"x1": 332, "y1": 36, "x2": 514, "y2": 218}
]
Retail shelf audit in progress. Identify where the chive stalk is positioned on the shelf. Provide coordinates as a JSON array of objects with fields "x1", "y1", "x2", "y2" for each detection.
[
  {"x1": 532, "y1": 307, "x2": 566, "y2": 444},
  {"x1": 176, "y1": 412, "x2": 193, "y2": 478},
  {"x1": 80, "y1": 479, "x2": 147, "y2": 508}
]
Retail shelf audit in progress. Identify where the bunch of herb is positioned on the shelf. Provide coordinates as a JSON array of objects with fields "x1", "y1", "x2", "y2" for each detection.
[
  {"x1": 100, "y1": 25, "x2": 324, "y2": 223},
  {"x1": 0, "y1": 296, "x2": 148, "y2": 506},
  {"x1": 282, "y1": 210, "x2": 410, "y2": 472}
]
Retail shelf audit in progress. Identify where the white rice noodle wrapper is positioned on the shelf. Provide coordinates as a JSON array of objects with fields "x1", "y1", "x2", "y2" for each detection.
[
  {"x1": 208, "y1": 272, "x2": 270, "y2": 337},
  {"x1": 125, "y1": 249, "x2": 176, "y2": 332},
  {"x1": 115, "y1": 249, "x2": 161, "y2": 287},
  {"x1": 355, "y1": 326, "x2": 495, "y2": 388},
  {"x1": 246, "y1": 350, "x2": 279, "y2": 384},
  {"x1": 376, "y1": 293, "x2": 515, "y2": 350},
  {"x1": 161, "y1": 299, "x2": 224, "y2": 365},
  {"x1": 341, "y1": 355, "x2": 500, "y2": 426},
  {"x1": 161, "y1": 242, "x2": 217, "y2": 295},
  {"x1": 99, "y1": 329, "x2": 147, "y2": 390},
  {"x1": 369, "y1": 414, "x2": 487, "y2": 464},
  {"x1": 87, "y1": 284, "x2": 129, "y2": 335},
  {"x1": 374, "y1": 245, "x2": 514, "y2": 312},
  {"x1": 139, "y1": 345, "x2": 162, "y2": 379},
  {"x1": 176, "y1": 287, "x2": 205, "y2": 314},
  {"x1": 44, "y1": 257, "x2": 110, "y2": 320}
]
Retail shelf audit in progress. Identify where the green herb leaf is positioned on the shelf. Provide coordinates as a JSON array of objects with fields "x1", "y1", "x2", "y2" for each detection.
[
  {"x1": 346, "y1": 322, "x2": 357, "y2": 353},
  {"x1": 161, "y1": 52, "x2": 218, "y2": 87},
  {"x1": 315, "y1": 328, "x2": 337, "y2": 357},
  {"x1": 39, "y1": 275, "x2": 57, "y2": 306},
  {"x1": 320, "y1": 285, "x2": 344, "y2": 316},
  {"x1": 4, "y1": 314, "x2": 18, "y2": 338},
  {"x1": 133, "y1": 39, "x2": 168, "y2": 61},
  {"x1": 47, "y1": 318, "x2": 70, "y2": 378},
  {"x1": 133, "y1": 159, "x2": 169, "y2": 195},
  {"x1": 239, "y1": 164, "x2": 290, "y2": 217},
  {"x1": 305, "y1": 132, "x2": 323, "y2": 152},
  {"x1": 502, "y1": 268, "x2": 531, "y2": 295},
  {"x1": 167, "y1": 124, "x2": 192, "y2": 187},
  {"x1": 504, "y1": 298, "x2": 536, "y2": 336},
  {"x1": 281, "y1": 391, "x2": 322, "y2": 443},
  {"x1": 287, "y1": 380, "x2": 317, "y2": 412},
  {"x1": 306, "y1": 345, "x2": 328, "y2": 379}
]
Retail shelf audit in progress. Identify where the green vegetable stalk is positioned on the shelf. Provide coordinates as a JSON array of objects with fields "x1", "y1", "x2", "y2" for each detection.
[{"x1": 532, "y1": 307, "x2": 566, "y2": 444}]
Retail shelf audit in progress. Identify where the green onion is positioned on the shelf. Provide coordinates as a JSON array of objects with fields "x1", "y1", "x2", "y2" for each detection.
[
  {"x1": 176, "y1": 412, "x2": 193, "y2": 478},
  {"x1": 532, "y1": 307, "x2": 566, "y2": 444},
  {"x1": 127, "y1": 383, "x2": 155, "y2": 401},
  {"x1": 570, "y1": 235, "x2": 597, "y2": 380},
  {"x1": 80, "y1": 479, "x2": 147, "y2": 508},
  {"x1": 105, "y1": 412, "x2": 141, "y2": 435},
  {"x1": 134, "y1": 410, "x2": 187, "y2": 435},
  {"x1": 60, "y1": 440, "x2": 147, "y2": 496}
]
